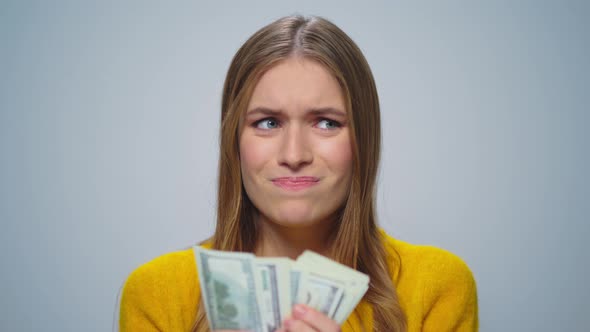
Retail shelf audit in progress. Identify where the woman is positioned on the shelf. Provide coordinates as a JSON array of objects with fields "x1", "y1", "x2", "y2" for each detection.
[{"x1": 119, "y1": 15, "x2": 478, "y2": 332}]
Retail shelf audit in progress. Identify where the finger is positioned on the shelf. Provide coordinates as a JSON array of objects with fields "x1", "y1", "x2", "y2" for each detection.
[
  {"x1": 283, "y1": 318, "x2": 317, "y2": 332},
  {"x1": 291, "y1": 304, "x2": 340, "y2": 332}
]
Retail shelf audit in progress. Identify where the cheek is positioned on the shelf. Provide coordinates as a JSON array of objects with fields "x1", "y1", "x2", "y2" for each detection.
[
  {"x1": 316, "y1": 134, "x2": 354, "y2": 174},
  {"x1": 239, "y1": 135, "x2": 270, "y2": 176}
]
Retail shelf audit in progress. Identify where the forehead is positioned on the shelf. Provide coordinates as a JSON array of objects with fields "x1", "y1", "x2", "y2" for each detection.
[{"x1": 246, "y1": 57, "x2": 346, "y2": 113}]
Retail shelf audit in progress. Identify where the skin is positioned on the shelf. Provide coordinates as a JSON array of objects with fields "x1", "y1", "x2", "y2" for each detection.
[{"x1": 238, "y1": 57, "x2": 351, "y2": 331}]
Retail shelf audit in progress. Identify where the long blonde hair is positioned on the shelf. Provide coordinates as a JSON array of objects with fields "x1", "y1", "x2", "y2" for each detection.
[{"x1": 192, "y1": 15, "x2": 406, "y2": 331}]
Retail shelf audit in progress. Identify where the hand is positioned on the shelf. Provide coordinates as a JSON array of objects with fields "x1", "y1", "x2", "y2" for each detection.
[{"x1": 277, "y1": 304, "x2": 341, "y2": 332}]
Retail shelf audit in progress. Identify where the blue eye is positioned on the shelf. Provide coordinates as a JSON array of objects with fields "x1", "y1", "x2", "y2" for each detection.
[
  {"x1": 317, "y1": 119, "x2": 341, "y2": 130},
  {"x1": 255, "y1": 118, "x2": 279, "y2": 129}
]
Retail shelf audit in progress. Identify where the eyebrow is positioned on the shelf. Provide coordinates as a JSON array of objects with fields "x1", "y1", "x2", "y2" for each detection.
[{"x1": 246, "y1": 107, "x2": 347, "y2": 117}]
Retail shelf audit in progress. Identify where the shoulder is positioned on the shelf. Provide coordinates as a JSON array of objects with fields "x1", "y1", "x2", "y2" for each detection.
[
  {"x1": 380, "y1": 230, "x2": 477, "y2": 302},
  {"x1": 381, "y1": 230, "x2": 476, "y2": 287},
  {"x1": 123, "y1": 247, "x2": 198, "y2": 294},
  {"x1": 119, "y1": 247, "x2": 202, "y2": 330},
  {"x1": 380, "y1": 230, "x2": 478, "y2": 330},
  {"x1": 120, "y1": 241, "x2": 210, "y2": 305},
  {"x1": 120, "y1": 247, "x2": 200, "y2": 314}
]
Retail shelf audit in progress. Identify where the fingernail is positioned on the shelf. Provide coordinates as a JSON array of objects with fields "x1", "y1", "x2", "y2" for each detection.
[{"x1": 293, "y1": 304, "x2": 307, "y2": 318}]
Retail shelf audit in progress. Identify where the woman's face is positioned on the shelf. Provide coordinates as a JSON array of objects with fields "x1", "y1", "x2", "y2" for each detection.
[{"x1": 239, "y1": 57, "x2": 353, "y2": 229}]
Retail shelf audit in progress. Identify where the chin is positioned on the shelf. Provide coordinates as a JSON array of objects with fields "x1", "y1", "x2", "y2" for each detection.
[
  {"x1": 268, "y1": 202, "x2": 325, "y2": 228},
  {"x1": 273, "y1": 216, "x2": 317, "y2": 228}
]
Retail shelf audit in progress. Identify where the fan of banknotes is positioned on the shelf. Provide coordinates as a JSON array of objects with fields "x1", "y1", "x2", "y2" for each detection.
[{"x1": 194, "y1": 246, "x2": 369, "y2": 332}]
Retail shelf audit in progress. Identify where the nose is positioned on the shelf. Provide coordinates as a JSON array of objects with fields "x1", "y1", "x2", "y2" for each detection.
[{"x1": 277, "y1": 124, "x2": 313, "y2": 170}]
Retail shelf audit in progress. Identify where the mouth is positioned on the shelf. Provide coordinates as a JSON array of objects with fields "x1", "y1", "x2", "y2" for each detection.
[{"x1": 271, "y1": 176, "x2": 320, "y2": 191}]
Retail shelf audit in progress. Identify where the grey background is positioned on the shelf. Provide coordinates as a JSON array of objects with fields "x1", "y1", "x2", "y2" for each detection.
[{"x1": 1, "y1": 1, "x2": 588, "y2": 331}]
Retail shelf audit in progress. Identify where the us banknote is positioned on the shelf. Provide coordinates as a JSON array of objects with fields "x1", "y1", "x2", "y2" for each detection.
[
  {"x1": 295, "y1": 251, "x2": 370, "y2": 323},
  {"x1": 294, "y1": 271, "x2": 345, "y2": 317},
  {"x1": 194, "y1": 247, "x2": 370, "y2": 331},
  {"x1": 255, "y1": 258, "x2": 292, "y2": 332},
  {"x1": 194, "y1": 247, "x2": 263, "y2": 332}
]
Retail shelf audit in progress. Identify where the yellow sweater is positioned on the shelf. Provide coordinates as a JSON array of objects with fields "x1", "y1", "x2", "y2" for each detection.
[{"x1": 120, "y1": 232, "x2": 478, "y2": 331}]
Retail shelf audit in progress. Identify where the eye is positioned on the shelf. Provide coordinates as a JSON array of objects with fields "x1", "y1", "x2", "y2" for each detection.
[
  {"x1": 316, "y1": 118, "x2": 342, "y2": 130},
  {"x1": 254, "y1": 117, "x2": 280, "y2": 129}
]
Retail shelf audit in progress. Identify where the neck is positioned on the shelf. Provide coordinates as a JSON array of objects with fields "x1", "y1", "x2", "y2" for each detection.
[{"x1": 254, "y1": 215, "x2": 337, "y2": 260}]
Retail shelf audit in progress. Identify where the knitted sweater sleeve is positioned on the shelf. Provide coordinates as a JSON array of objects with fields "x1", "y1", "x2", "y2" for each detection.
[
  {"x1": 118, "y1": 249, "x2": 200, "y2": 332},
  {"x1": 119, "y1": 260, "x2": 167, "y2": 332},
  {"x1": 420, "y1": 247, "x2": 479, "y2": 331}
]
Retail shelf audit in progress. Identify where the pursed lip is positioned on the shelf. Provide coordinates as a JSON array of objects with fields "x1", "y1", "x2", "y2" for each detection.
[{"x1": 271, "y1": 176, "x2": 320, "y2": 191}]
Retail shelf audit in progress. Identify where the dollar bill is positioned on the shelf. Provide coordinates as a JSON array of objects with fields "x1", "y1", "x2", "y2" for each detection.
[
  {"x1": 295, "y1": 272, "x2": 345, "y2": 317},
  {"x1": 255, "y1": 258, "x2": 292, "y2": 332},
  {"x1": 290, "y1": 269, "x2": 302, "y2": 308},
  {"x1": 194, "y1": 247, "x2": 263, "y2": 332},
  {"x1": 194, "y1": 247, "x2": 370, "y2": 330},
  {"x1": 295, "y1": 251, "x2": 370, "y2": 323}
]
